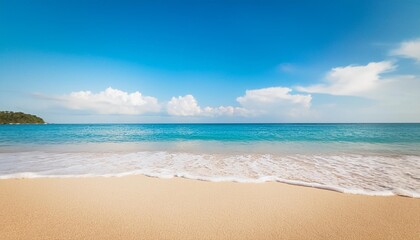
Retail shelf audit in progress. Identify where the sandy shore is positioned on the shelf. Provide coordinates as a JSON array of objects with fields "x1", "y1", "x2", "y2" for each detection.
[{"x1": 0, "y1": 176, "x2": 419, "y2": 239}]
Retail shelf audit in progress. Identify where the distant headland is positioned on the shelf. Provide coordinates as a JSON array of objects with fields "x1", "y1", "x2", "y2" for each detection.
[{"x1": 0, "y1": 111, "x2": 45, "y2": 124}]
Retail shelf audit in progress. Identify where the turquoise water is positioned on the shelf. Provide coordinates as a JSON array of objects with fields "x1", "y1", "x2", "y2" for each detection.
[
  {"x1": 0, "y1": 124, "x2": 419, "y2": 197},
  {"x1": 1, "y1": 123, "x2": 420, "y2": 144}
]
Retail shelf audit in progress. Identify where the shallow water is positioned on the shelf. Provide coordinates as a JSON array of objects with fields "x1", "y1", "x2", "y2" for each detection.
[{"x1": 0, "y1": 124, "x2": 419, "y2": 197}]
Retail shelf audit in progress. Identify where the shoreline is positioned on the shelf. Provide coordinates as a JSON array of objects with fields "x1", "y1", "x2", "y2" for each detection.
[
  {"x1": 1, "y1": 149, "x2": 418, "y2": 200},
  {"x1": 1, "y1": 173, "x2": 418, "y2": 198},
  {"x1": 1, "y1": 175, "x2": 419, "y2": 239}
]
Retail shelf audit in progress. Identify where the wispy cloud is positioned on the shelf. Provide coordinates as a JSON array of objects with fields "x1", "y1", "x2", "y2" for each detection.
[
  {"x1": 277, "y1": 63, "x2": 296, "y2": 73},
  {"x1": 297, "y1": 61, "x2": 395, "y2": 96},
  {"x1": 391, "y1": 39, "x2": 420, "y2": 62}
]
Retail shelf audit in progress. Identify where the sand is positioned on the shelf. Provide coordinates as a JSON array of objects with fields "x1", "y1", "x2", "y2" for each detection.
[{"x1": 0, "y1": 176, "x2": 419, "y2": 240}]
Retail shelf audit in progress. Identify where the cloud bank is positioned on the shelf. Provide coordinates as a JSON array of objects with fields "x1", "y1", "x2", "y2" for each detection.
[{"x1": 51, "y1": 86, "x2": 312, "y2": 120}]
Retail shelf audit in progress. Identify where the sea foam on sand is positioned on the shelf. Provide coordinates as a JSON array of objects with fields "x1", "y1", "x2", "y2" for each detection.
[{"x1": 0, "y1": 151, "x2": 419, "y2": 198}]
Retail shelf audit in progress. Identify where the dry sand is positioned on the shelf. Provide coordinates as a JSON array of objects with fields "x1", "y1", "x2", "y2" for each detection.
[{"x1": 0, "y1": 175, "x2": 419, "y2": 239}]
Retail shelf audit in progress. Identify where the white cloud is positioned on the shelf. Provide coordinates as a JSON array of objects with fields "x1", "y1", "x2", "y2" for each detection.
[
  {"x1": 294, "y1": 58, "x2": 420, "y2": 122},
  {"x1": 167, "y1": 87, "x2": 312, "y2": 118},
  {"x1": 297, "y1": 61, "x2": 395, "y2": 96},
  {"x1": 309, "y1": 74, "x2": 420, "y2": 122},
  {"x1": 233, "y1": 87, "x2": 313, "y2": 119},
  {"x1": 391, "y1": 39, "x2": 420, "y2": 62},
  {"x1": 60, "y1": 87, "x2": 160, "y2": 114},
  {"x1": 237, "y1": 87, "x2": 312, "y2": 108},
  {"x1": 202, "y1": 106, "x2": 249, "y2": 117},
  {"x1": 167, "y1": 95, "x2": 249, "y2": 117},
  {"x1": 167, "y1": 95, "x2": 202, "y2": 116}
]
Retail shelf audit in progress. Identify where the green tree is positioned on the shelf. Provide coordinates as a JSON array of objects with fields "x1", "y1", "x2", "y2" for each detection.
[{"x1": 0, "y1": 111, "x2": 45, "y2": 124}]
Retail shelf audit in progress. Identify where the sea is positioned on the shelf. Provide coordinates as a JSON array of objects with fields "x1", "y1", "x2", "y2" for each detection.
[{"x1": 0, "y1": 123, "x2": 419, "y2": 198}]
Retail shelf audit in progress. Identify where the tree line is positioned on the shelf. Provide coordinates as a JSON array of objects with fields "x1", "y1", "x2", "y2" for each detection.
[{"x1": 0, "y1": 111, "x2": 45, "y2": 124}]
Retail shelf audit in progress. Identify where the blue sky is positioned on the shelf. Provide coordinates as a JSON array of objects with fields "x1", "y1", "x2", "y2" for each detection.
[{"x1": 1, "y1": 0, "x2": 420, "y2": 123}]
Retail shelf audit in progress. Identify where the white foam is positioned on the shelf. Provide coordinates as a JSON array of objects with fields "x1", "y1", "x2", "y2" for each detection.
[{"x1": 0, "y1": 151, "x2": 419, "y2": 198}]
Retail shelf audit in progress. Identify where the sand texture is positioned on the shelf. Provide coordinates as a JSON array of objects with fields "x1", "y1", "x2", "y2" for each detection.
[{"x1": 0, "y1": 176, "x2": 419, "y2": 239}]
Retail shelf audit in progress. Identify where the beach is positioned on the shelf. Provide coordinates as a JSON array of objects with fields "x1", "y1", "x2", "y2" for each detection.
[
  {"x1": 2, "y1": 0, "x2": 420, "y2": 238},
  {"x1": 1, "y1": 175, "x2": 419, "y2": 240}
]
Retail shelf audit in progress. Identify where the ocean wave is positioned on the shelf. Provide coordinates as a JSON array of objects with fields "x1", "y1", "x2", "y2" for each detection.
[{"x1": 0, "y1": 151, "x2": 419, "y2": 198}]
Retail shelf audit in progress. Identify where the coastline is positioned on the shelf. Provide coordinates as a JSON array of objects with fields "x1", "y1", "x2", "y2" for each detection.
[{"x1": 1, "y1": 175, "x2": 419, "y2": 239}]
